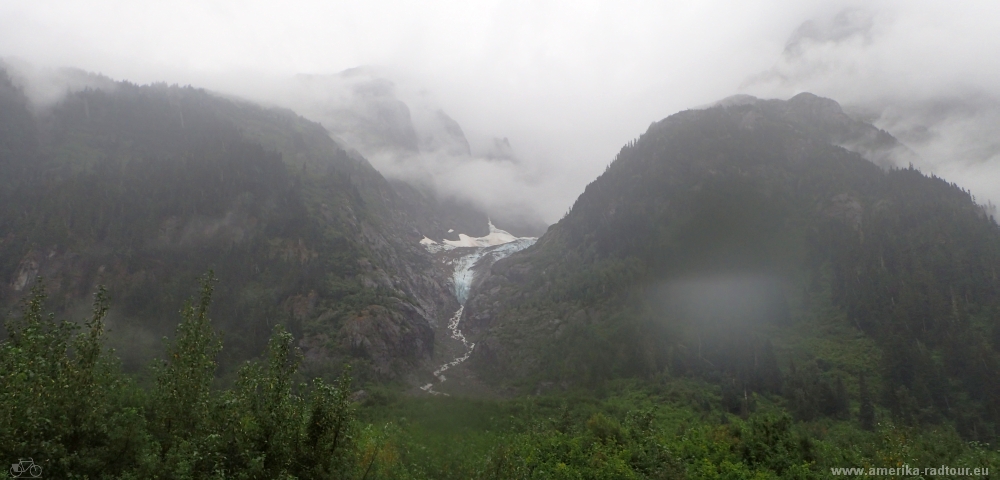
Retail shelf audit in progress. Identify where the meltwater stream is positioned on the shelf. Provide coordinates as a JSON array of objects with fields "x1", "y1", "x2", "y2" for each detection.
[{"x1": 420, "y1": 236, "x2": 536, "y2": 396}]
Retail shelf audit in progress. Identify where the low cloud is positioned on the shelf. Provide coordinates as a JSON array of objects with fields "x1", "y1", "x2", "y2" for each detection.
[
  {"x1": 217, "y1": 69, "x2": 560, "y2": 228},
  {"x1": 742, "y1": 3, "x2": 1000, "y2": 210},
  {"x1": 1, "y1": 58, "x2": 117, "y2": 112},
  {"x1": 2, "y1": 1, "x2": 998, "y2": 217}
]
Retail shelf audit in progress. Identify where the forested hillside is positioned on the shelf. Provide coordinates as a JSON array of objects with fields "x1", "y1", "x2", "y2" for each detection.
[
  {"x1": 0, "y1": 66, "x2": 456, "y2": 379},
  {"x1": 465, "y1": 93, "x2": 1000, "y2": 441}
]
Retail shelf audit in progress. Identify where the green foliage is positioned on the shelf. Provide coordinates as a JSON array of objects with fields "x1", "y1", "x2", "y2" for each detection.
[
  {"x1": 3, "y1": 278, "x2": 999, "y2": 478},
  {"x1": 354, "y1": 380, "x2": 1000, "y2": 479},
  {"x1": 0, "y1": 280, "x2": 147, "y2": 478},
  {"x1": 0, "y1": 277, "x2": 394, "y2": 479},
  {"x1": 152, "y1": 273, "x2": 222, "y2": 444},
  {"x1": 859, "y1": 372, "x2": 875, "y2": 431},
  {"x1": 218, "y1": 327, "x2": 303, "y2": 476}
]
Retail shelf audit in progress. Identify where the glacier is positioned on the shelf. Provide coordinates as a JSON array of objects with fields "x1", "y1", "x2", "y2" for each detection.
[{"x1": 419, "y1": 222, "x2": 536, "y2": 395}]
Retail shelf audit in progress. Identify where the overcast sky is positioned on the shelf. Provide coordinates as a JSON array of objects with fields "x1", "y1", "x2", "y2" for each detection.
[{"x1": 2, "y1": 0, "x2": 999, "y2": 223}]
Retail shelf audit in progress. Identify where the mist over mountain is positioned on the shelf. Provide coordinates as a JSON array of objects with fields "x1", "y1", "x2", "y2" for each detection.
[
  {"x1": 221, "y1": 67, "x2": 550, "y2": 239},
  {"x1": 289, "y1": 68, "x2": 473, "y2": 159},
  {"x1": 703, "y1": 93, "x2": 916, "y2": 168},
  {"x1": 1, "y1": 60, "x2": 551, "y2": 241},
  {"x1": 0, "y1": 64, "x2": 466, "y2": 381},
  {"x1": 463, "y1": 93, "x2": 1000, "y2": 439},
  {"x1": 3, "y1": 61, "x2": 999, "y2": 475},
  {"x1": 743, "y1": 7, "x2": 1000, "y2": 220},
  {"x1": 2, "y1": 2, "x2": 1000, "y2": 476},
  {"x1": 0, "y1": 58, "x2": 118, "y2": 110}
]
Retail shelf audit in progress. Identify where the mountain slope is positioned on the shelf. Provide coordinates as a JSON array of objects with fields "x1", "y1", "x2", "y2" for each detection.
[
  {"x1": 0, "y1": 67, "x2": 458, "y2": 380},
  {"x1": 464, "y1": 93, "x2": 1000, "y2": 439}
]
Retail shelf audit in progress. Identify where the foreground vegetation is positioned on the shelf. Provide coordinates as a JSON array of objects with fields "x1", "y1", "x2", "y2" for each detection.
[
  {"x1": 361, "y1": 385, "x2": 997, "y2": 479},
  {"x1": 2, "y1": 277, "x2": 997, "y2": 479}
]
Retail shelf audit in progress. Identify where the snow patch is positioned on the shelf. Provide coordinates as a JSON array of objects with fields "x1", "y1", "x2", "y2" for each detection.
[
  {"x1": 419, "y1": 220, "x2": 535, "y2": 255},
  {"x1": 441, "y1": 220, "x2": 520, "y2": 248}
]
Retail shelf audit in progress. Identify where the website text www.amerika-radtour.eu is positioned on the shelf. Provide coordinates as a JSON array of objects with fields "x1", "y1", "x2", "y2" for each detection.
[{"x1": 830, "y1": 465, "x2": 988, "y2": 477}]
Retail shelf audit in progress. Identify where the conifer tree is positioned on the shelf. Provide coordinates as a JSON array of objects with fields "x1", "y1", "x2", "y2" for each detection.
[{"x1": 859, "y1": 372, "x2": 875, "y2": 431}]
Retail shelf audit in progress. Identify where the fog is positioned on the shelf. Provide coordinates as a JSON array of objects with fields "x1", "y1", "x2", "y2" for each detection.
[
  {"x1": 2, "y1": 0, "x2": 998, "y2": 225},
  {"x1": 741, "y1": 4, "x2": 1000, "y2": 216},
  {"x1": 652, "y1": 274, "x2": 789, "y2": 328}
]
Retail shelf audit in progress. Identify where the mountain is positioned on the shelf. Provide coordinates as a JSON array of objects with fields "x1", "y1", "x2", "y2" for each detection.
[
  {"x1": 0, "y1": 65, "x2": 461, "y2": 380},
  {"x1": 273, "y1": 69, "x2": 548, "y2": 238},
  {"x1": 288, "y1": 69, "x2": 473, "y2": 158},
  {"x1": 4, "y1": 63, "x2": 1000, "y2": 475},
  {"x1": 462, "y1": 93, "x2": 1000, "y2": 439}
]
